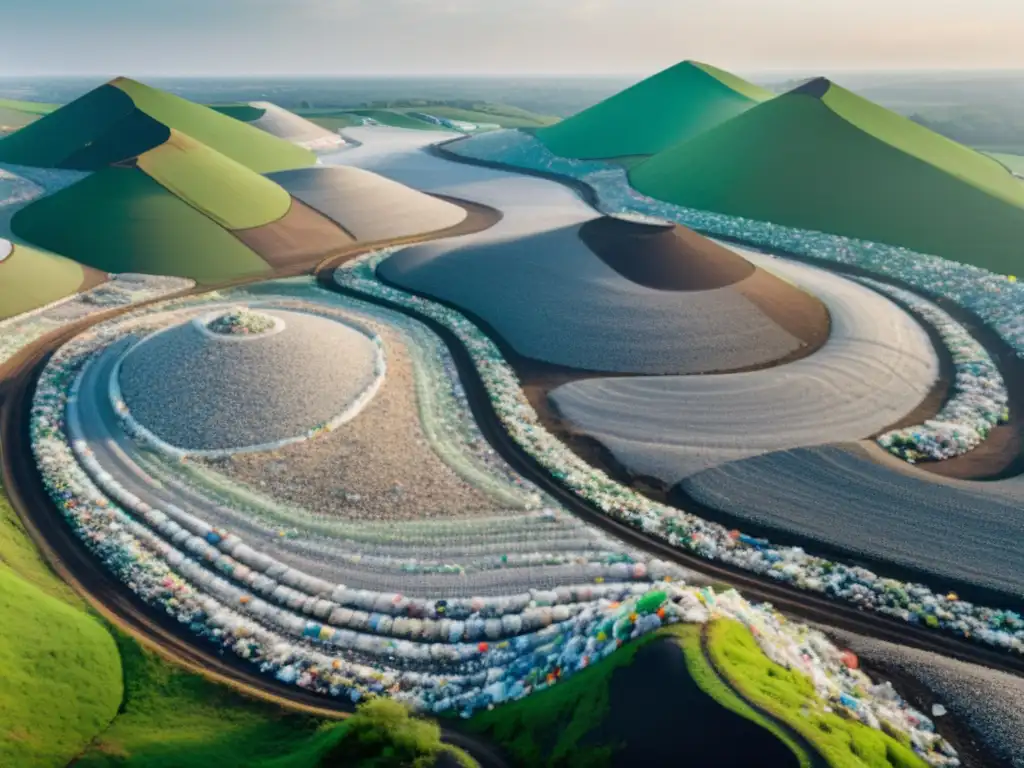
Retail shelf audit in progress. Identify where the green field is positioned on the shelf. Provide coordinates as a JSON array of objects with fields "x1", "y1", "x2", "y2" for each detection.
[
  {"x1": 707, "y1": 620, "x2": 927, "y2": 768},
  {"x1": 0, "y1": 479, "x2": 123, "y2": 768},
  {"x1": 465, "y1": 622, "x2": 804, "y2": 768},
  {"x1": 407, "y1": 105, "x2": 555, "y2": 129},
  {"x1": 986, "y1": 151, "x2": 1024, "y2": 175},
  {"x1": 12, "y1": 168, "x2": 270, "y2": 283},
  {"x1": 111, "y1": 78, "x2": 315, "y2": 173},
  {"x1": 630, "y1": 80, "x2": 1024, "y2": 275},
  {"x1": 536, "y1": 60, "x2": 773, "y2": 159},
  {"x1": 0, "y1": 243, "x2": 88, "y2": 320},
  {"x1": 137, "y1": 130, "x2": 292, "y2": 230}
]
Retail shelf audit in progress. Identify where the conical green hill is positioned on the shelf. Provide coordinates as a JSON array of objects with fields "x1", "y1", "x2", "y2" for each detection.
[
  {"x1": 0, "y1": 84, "x2": 169, "y2": 170},
  {"x1": 110, "y1": 78, "x2": 315, "y2": 173},
  {"x1": 535, "y1": 60, "x2": 772, "y2": 159},
  {"x1": 0, "y1": 78, "x2": 316, "y2": 174},
  {"x1": 630, "y1": 78, "x2": 1024, "y2": 274}
]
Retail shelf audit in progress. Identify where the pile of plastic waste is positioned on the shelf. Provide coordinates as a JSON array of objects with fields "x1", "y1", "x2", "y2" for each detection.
[
  {"x1": 863, "y1": 279, "x2": 1009, "y2": 461},
  {"x1": 335, "y1": 249, "x2": 1024, "y2": 659}
]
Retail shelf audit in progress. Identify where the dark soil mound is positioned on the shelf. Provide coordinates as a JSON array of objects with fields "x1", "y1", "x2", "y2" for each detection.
[
  {"x1": 600, "y1": 638, "x2": 799, "y2": 768},
  {"x1": 580, "y1": 215, "x2": 755, "y2": 291}
]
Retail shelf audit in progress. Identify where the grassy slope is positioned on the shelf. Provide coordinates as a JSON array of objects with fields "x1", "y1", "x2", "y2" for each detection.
[
  {"x1": 80, "y1": 638, "x2": 476, "y2": 768},
  {"x1": 464, "y1": 627, "x2": 661, "y2": 767},
  {"x1": 465, "y1": 623, "x2": 805, "y2": 768},
  {"x1": 0, "y1": 567, "x2": 122, "y2": 768},
  {"x1": 78, "y1": 633, "x2": 342, "y2": 768},
  {"x1": 674, "y1": 624, "x2": 812, "y2": 768},
  {"x1": 0, "y1": 243, "x2": 88, "y2": 320},
  {"x1": 137, "y1": 130, "x2": 292, "y2": 230},
  {"x1": 0, "y1": 85, "x2": 140, "y2": 169},
  {"x1": 535, "y1": 60, "x2": 772, "y2": 159},
  {"x1": 822, "y1": 83, "x2": 1024, "y2": 209},
  {"x1": 0, "y1": 482, "x2": 469, "y2": 768},
  {"x1": 12, "y1": 168, "x2": 270, "y2": 283},
  {"x1": 630, "y1": 89, "x2": 1024, "y2": 275},
  {"x1": 0, "y1": 479, "x2": 122, "y2": 768},
  {"x1": 707, "y1": 620, "x2": 927, "y2": 768},
  {"x1": 112, "y1": 78, "x2": 315, "y2": 173}
]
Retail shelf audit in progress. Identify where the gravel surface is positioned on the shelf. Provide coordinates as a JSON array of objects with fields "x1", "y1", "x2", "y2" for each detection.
[
  {"x1": 213, "y1": 318, "x2": 507, "y2": 521},
  {"x1": 829, "y1": 629, "x2": 1024, "y2": 767},
  {"x1": 682, "y1": 443, "x2": 1024, "y2": 597},
  {"x1": 270, "y1": 166, "x2": 467, "y2": 242},
  {"x1": 381, "y1": 220, "x2": 807, "y2": 374},
  {"x1": 550, "y1": 253, "x2": 939, "y2": 480},
  {"x1": 118, "y1": 308, "x2": 379, "y2": 452}
]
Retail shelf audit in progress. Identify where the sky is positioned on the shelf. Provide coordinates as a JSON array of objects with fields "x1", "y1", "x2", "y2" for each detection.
[{"x1": 1, "y1": 0, "x2": 1022, "y2": 77}]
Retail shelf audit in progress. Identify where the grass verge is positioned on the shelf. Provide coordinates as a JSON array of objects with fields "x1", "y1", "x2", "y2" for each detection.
[{"x1": 706, "y1": 619, "x2": 928, "y2": 768}]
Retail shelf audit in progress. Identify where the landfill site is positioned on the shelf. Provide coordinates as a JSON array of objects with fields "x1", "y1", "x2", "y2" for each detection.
[{"x1": 1, "y1": 62, "x2": 1023, "y2": 768}]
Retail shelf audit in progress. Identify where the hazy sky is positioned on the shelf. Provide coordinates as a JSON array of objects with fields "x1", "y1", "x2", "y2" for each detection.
[{"x1": 2, "y1": 0, "x2": 1021, "y2": 77}]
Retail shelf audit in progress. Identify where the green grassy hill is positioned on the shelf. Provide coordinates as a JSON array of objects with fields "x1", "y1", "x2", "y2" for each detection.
[
  {"x1": 136, "y1": 130, "x2": 292, "y2": 230},
  {"x1": 0, "y1": 482, "x2": 123, "y2": 768},
  {"x1": 110, "y1": 79, "x2": 315, "y2": 172},
  {"x1": 11, "y1": 168, "x2": 270, "y2": 283},
  {"x1": 630, "y1": 78, "x2": 1024, "y2": 274},
  {"x1": 0, "y1": 242, "x2": 93, "y2": 320},
  {"x1": 0, "y1": 85, "x2": 169, "y2": 170},
  {"x1": 0, "y1": 79, "x2": 314, "y2": 173},
  {"x1": 535, "y1": 60, "x2": 773, "y2": 159}
]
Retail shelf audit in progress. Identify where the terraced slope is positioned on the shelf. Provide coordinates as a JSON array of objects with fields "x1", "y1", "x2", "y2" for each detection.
[
  {"x1": 11, "y1": 168, "x2": 269, "y2": 283},
  {"x1": 0, "y1": 242, "x2": 95, "y2": 320},
  {"x1": 0, "y1": 567, "x2": 123, "y2": 768},
  {"x1": 630, "y1": 78, "x2": 1024, "y2": 274},
  {"x1": 536, "y1": 60, "x2": 773, "y2": 159},
  {"x1": 136, "y1": 130, "x2": 291, "y2": 230}
]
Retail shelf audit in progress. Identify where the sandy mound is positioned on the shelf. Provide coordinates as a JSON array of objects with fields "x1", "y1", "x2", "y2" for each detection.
[
  {"x1": 381, "y1": 219, "x2": 827, "y2": 374},
  {"x1": 580, "y1": 215, "x2": 754, "y2": 290},
  {"x1": 248, "y1": 101, "x2": 345, "y2": 150},
  {"x1": 269, "y1": 166, "x2": 468, "y2": 243},
  {"x1": 117, "y1": 308, "x2": 380, "y2": 452}
]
